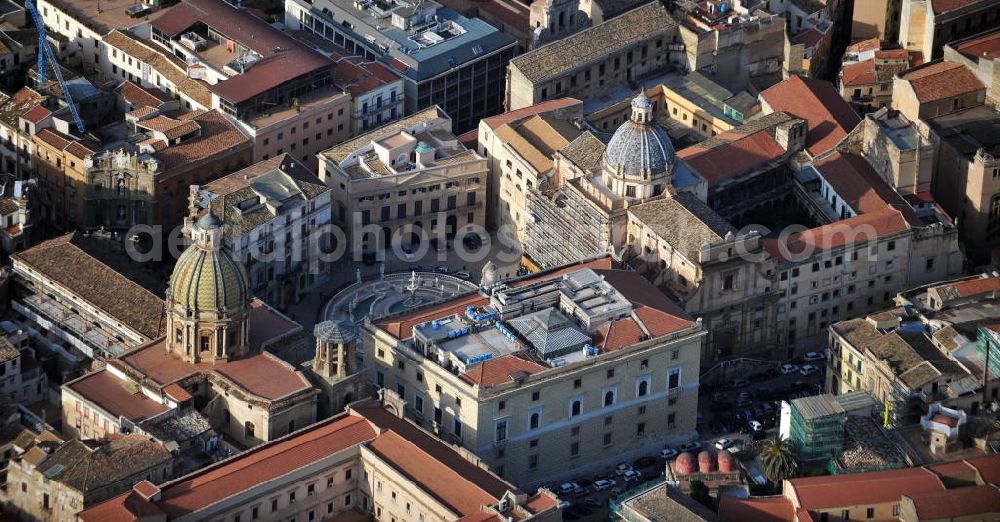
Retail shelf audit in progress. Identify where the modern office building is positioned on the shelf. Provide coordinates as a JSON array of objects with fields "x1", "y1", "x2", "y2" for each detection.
[{"x1": 284, "y1": 0, "x2": 516, "y2": 133}]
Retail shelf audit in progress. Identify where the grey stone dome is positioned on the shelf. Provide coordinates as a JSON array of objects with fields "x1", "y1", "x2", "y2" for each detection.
[{"x1": 603, "y1": 93, "x2": 675, "y2": 181}]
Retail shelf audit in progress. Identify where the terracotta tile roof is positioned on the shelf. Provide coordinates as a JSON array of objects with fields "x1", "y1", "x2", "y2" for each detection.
[
  {"x1": 899, "y1": 61, "x2": 985, "y2": 103},
  {"x1": 968, "y1": 453, "x2": 1000, "y2": 483},
  {"x1": 593, "y1": 317, "x2": 645, "y2": 351},
  {"x1": 126, "y1": 106, "x2": 158, "y2": 119},
  {"x1": 847, "y1": 37, "x2": 881, "y2": 54},
  {"x1": 34, "y1": 128, "x2": 72, "y2": 150},
  {"x1": 0, "y1": 87, "x2": 45, "y2": 128},
  {"x1": 155, "y1": 415, "x2": 376, "y2": 518},
  {"x1": 764, "y1": 210, "x2": 910, "y2": 262},
  {"x1": 358, "y1": 406, "x2": 518, "y2": 502},
  {"x1": 875, "y1": 48, "x2": 910, "y2": 59},
  {"x1": 460, "y1": 354, "x2": 547, "y2": 387},
  {"x1": 841, "y1": 58, "x2": 876, "y2": 86},
  {"x1": 333, "y1": 58, "x2": 400, "y2": 97},
  {"x1": 719, "y1": 495, "x2": 793, "y2": 522},
  {"x1": 814, "y1": 151, "x2": 923, "y2": 223},
  {"x1": 64, "y1": 140, "x2": 97, "y2": 159},
  {"x1": 509, "y1": 2, "x2": 674, "y2": 83},
  {"x1": 628, "y1": 192, "x2": 735, "y2": 260},
  {"x1": 677, "y1": 129, "x2": 786, "y2": 183},
  {"x1": 493, "y1": 113, "x2": 581, "y2": 173},
  {"x1": 153, "y1": 110, "x2": 250, "y2": 172},
  {"x1": 34, "y1": 436, "x2": 172, "y2": 495},
  {"x1": 22, "y1": 105, "x2": 51, "y2": 124},
  {"x1": 594, "y1": 269, "x2": 693, "y2": 336},
  {"x1": 153, "y1": 0, "x2": 332, "y2": 104},
  {"x1": 481, "y1": 98, "x2": 582, "y2": 130},
  {"x1": 931, "y1": 0, "x2": 987, "y2": 14},
  {"x1": 908, "y1": 484, "x2": 1000, "y2": 520},
  {"x1": 790, "y1": 28, "x2": 822, "y2": 48},
  {"x1": 12, "y1": 233, "x2": 167, "y2": 339},
  {"x1": 103, "y1": 30, "x2": 213, "y2": 108},
  {"x1": 65, "y1": 369, "x2": 171, "y2": 422},
  {"x1": 760, "y1": 75, "x2": 861, "y2": 155},
  {"x1": 950, "y1": 275, "x2": 1000, "y2": 298},
  {"x1": 789, "y1": 466, "x2": 944, "y2": 509},
  {"x1": 116, "y1": 80, "x2": 171, "y2": 109},
  {"x1": 78, "y1": 489, "x2": 165, "y2": 522},
  {"x1": 163, "y1": 383, "x2": 192, "y2": 403},
  {"x1": 953, "y1": 28, "x2": 1000, "y2": 61},
  {"x1": 368, "y1": 429, "x2": 500, "y2": 514}
]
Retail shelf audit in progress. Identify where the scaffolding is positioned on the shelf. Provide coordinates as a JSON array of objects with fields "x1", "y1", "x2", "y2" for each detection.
[
  {"x1": 789, "y1": 394, "x2": 846, "y2": 462},
  {"x1": 522, "y1": 186, "x2": 610, "y2": 269}
]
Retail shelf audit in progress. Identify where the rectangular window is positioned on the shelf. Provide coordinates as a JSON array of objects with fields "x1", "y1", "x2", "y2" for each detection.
[{"x1": 668, "y1": 367, "x2": 681, "y2": 390}]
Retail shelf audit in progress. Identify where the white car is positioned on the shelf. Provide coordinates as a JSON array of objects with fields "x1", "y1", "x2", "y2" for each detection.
[
  {"x1": 660, "y1": 448, "x2": 679, "y2": 460},
  {"x1": 748, "y1": 420, "x2": 763, "y2": 432},
  {"x1": 615, "y1": 463, "x2": 634, "y2": 476},
  {"x1": 593, "y1": 479, "x2": 617, "y2": 491},
  {"x1": 559, "y1": 482, "x2": 584, "y2": 496},
  {"x1": 803, "y1": 351, "x2": 825, "y2": 361},
  {"x1": 622, "y1": 470, "x2": 642, "y2": 482},
  {"x1": 780, "y1": 363, "x2": 799, "y2": 375},
  {"x1": 434, "y1": 265, "x2": 449, "y2": 274},
  {"x1": 799, "y1": 364, "x2": 819, "y2": 376},
  {"x1": 714, "y1": 438, "x2": 735, "y2": 451},
  {"x1": 401, "y1": 247, "x2": 416, "y2": 260},
  {"x1": 454, "y1": 270, "x2": 472, "y2": 279}
]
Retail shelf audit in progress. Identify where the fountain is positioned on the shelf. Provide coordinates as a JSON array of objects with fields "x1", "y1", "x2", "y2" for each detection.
[{"x1": 400, "y1": 271, "x2": 424, "y2": 308}]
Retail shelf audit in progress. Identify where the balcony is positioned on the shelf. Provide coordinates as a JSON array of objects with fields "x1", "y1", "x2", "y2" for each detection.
[{"x1": 14, "y1": 293, "x2": 129, "y2": 359}]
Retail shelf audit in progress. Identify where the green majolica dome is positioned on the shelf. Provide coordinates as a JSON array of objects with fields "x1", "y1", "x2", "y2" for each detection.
[{"x1": 167, "y1": 212, "x2": 248, "y2": 314}]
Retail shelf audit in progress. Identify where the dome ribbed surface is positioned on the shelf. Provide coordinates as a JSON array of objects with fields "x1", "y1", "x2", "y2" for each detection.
[
  {"x1": 168, "y1": 243, "x2": 248, "y2": 313},
  {"x1": 603, "y1": 118, "x2": 675, "y2": 179}
]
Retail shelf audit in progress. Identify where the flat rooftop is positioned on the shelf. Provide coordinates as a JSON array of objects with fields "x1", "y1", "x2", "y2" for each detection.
[
  {"x1": 41, "y1": 0, "x2": 166, "y2": 35},
  {"x1": 868, "y1": 108, "x2": 920, "y2": 151},
  {"x1": 303, "y1": 0, "x2": 514, "y2": 81},
  {"x1": 927, "y1": 104, "x2": 1000, "y2": 160}
]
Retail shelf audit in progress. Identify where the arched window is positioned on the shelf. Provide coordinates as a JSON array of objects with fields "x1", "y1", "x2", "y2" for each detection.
[
  {"x1": 244, "y1": 421, "x2": 254, "y2": 438},
  {"x1": 637, "y1": 380, "x2": 648, "y2": 397},
  {"x1": 570, "y1": 400, "x2": 581, "y2": 417},
  {"x1": 604, "y1": 390, "x2": 615, "y2": 407},
  {"x1": 529, "y1": 412, "x2": 539, "y2": 430}
]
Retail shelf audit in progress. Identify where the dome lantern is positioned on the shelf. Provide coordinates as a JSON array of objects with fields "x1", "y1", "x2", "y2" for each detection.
[
  {"x1": 602, "y1": 92, "x2": 676, "y2": 200},
  {"x1": 165, "y1": 211, "x2": 250, "y2": 364}
]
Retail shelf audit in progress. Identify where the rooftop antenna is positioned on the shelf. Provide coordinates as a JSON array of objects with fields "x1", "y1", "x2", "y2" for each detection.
[{"x1": 26, "y1": 0, "x2": 85, "y2": 134}]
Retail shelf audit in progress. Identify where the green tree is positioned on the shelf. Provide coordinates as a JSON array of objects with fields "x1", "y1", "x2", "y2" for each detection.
[
  {"x1": 760, "y1": 436, "x2": 798, "y2": 486},
  {"x1": 689, "y1": 480, "x2": 712, "y2": 508}
]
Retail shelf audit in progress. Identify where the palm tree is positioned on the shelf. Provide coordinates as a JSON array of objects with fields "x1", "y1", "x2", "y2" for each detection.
[{"x1": 760, "y1": 436, "x2": 798, "y2": 485}]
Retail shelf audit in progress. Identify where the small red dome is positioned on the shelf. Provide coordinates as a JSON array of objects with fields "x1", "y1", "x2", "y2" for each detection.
[
  {"x1": 698, "y1": 450, "x2": 715, "y2": 473},
  {"x1": 718, "y1": 449, "x2": 736, "y2": 472},
  {"x1": 675, "y1": 451, "x2": 696, "y2": 475}
]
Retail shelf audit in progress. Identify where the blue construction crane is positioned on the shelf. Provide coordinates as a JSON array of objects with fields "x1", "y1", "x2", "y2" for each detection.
[{"x1": 25, "y1": 0, "x2": 85, "y2": 134}]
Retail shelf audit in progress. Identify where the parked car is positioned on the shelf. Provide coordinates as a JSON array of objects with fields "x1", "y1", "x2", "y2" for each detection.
[
  {"x1": 799, "y1": 364, "x2": 819, "y2": 376},
  {"x1": 408, "y1": 264, "x2": 422, "y2": 271},
  {"x1": 803, "y1": 351, "x2": 825, "y2": 361},
  {"x1": 584, "y1": 498, "x2": 603, "y2": 508},
  {"x1": 454, "y1": 270, "x2": 472, "y2": 279},
  {"x1": 731, "y1": 378, "x2": 750, "y2": 388},
  {"x1": 714, "y1": 438, "x2": 735, "y2": 450},
  {"x1": 559, "y1": 482, "x2": 585, "y2": 496},
  {"x1": 401, "y1": 246, "x2": 416, "y2": 260},
  {"x1": 615, "y1": 463, "x2": 634, "y2": 476},
  {"x1": 622, "y1": 470, "x2": 642, "y2": 482},
  {"x1": 593, "y1": 479, "x2": 617, "y2": 491},
  {"x1": 748, "y1": 420, "x2": 763, "y2": 432},
  {"x1": 661, "y1": 447, "x2": 679, "y2": 460},
  {"x1": 434, "y1": 265, "x2": 449, "y2": 274},
  {"x1": 736, "y1": 397, "x2": 753, "y2": 407},
  {"x1": 679, "y1": 442, "x2": 701, "y2": 453},
  {"x1": 780, "y1": 363, "x2": 799, "y2": 375}
]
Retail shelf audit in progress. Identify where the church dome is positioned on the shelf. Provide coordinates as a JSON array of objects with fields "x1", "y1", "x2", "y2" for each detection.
[
  {"x1": 603, "y1": 92, "x2": 676, "y2": 182},
  {"x1": 167, "y1": 212, "x2": 248, "y2": 315}
]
